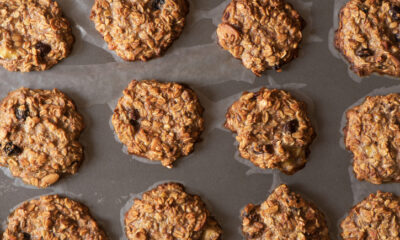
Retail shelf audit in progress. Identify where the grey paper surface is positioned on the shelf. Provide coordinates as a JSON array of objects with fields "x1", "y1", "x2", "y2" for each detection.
[{"x1": 1, "y1": 0, "x2": 400, "y2": 239}]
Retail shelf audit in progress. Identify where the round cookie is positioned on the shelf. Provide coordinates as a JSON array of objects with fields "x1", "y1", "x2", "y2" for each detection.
[
  {"x1": 112, "y1": 80, "x2": 204, "y2": 168},
  {"x1": 0, "y1": 0, "x2": 74, "y2": 72},
  {"x1": 344, "y1": 94, "x2": 400, "y2": 184},
  {"x1": 90, "y1": 0, "x2": 189, "y2": 61},
  {"x1": 241, "y1": 184, "x2": 329, "y2": 240},
  {"x1": 216, "y1": 0, "x2": 305, "y2": 76},
  {"x1": 0, "y1": 88, "x2": 85, "y2": 188},
  {"x1": 341, "y1": 191, "x2": 400, "y2": 239},
  {"x1": 3, "y1": 195, "x2": 107, "y2": 240},
  {"x1": 225, "y1": 88, "x2": 315, "y2": 174},
  {"x1": 125, "y1": 182, "x2": 222, "y2": 240},
  {"x1": 335, "y1": 0, "x2": 400, "y2": 77}
]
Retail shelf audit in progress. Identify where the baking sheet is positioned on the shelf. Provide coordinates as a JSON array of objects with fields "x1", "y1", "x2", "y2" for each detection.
[{"x1": 1, "y1": 0, "x2": 399, "y2": 239}]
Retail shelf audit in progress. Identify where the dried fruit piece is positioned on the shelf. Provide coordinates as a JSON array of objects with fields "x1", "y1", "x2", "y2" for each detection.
[
  {"x1": 152, "y1": 0, "x2": 165, "y2": 10},
  {"x1": 283, "y1": 119, "x2": 299, "y2": 133},
  {"x1": 15, "y1": 105, "x2": 29, "y2": 121},
  {"x1": 3, "y1": 142, "x2": 21, "y2": 156},
  {"x1": 355, "y1": 48, "x2": 373, "y2": 58},
  {"x1": 389, "y1": 5, "x2": 400, "y2": 20},
  {"x1": 34, "y1": 42, "x2": 51, "y2": 59}
]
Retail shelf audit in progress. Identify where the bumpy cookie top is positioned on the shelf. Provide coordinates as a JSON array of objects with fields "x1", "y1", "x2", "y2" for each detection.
[
  {"x1": 90, "y1": 0, "x2": 188, "y2": 61},
  {"x1": 0, "y1": 0, "x2": 74, "y2": 72},
  {"x1": 335, "y1": 0, "x2": 400, "y2": 77},
  {"x1": 241, "y1": 184, "x2": 330, "y2": 240},
  {"x1": 125, "y1": 182, "x2": 222, "y2": 240},
  {"x1": 225, "y1": 88, "x2": 315, "y2": 174},
  {"x1": 217, "y1": 0, "x2": 305, "y2": 76},
  {"x1": 345, "y1": 94, "x2": 400, "y2": 184},
  {"x1": 112, "y1": 80, "x2": 204, "y2": 168},
  {"x1": 341, "y1": 191, "x2": 400, "y2": 239},
  {"x1": 3, "y1": 195, "x2": 107, "y2": 240},
  {"x1": 0, "y1": 88, "x2": 84, "y2": 188}
]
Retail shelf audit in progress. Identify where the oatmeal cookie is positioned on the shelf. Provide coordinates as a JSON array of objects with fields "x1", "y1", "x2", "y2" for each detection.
[
  {"x1": 3, "y1": 195, "x2": 107, "y2": 240},
  {"x1": 90, "y1": 0, "x2": 188, "y2": 61},
  {"x1": 0, "y1": 88, "x2": 85, "y2": 188},
  {"x1": 341, "y1": 191, "x2": 400, "y2": 239},
  {"x1": 344, "y1": 94, "x2": 400, "y2": 184},
  {"x1": 0, "y1": 0, "x2": 74, "y2": 72},
  {"x1": 241, "y1": 184, "x2": 329, "y2": 240},
  {"x1": 335, "y1": 0, "x2": 400, "y2": 77},
  {"x1": 112, "y1": 80, "x2": 204, "y2": 168},
  {"x1": 225, "y1": 88, "x2": 315, "y2": 174},
  {"x1": 125, "y1": 182, "x2": 222, "y2": 240},
  {"x1": 216, "y1": 0, "x2": 305, "y2": 76}
]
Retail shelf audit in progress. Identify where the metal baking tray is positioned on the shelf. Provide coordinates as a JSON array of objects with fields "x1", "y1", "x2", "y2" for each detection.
[{"x1": 1, "y1": 0, "x2": 399, "y2": 239}]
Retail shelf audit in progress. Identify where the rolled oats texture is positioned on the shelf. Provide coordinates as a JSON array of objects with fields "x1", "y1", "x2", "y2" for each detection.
[
  {"x1": 0, "y1": 88, "x2": 85, "y2": 188},
  {"x1": 90, "y1": 0, "x2": 189, "y2": 61},
  {"x1": 112, "y1": 80, "x2": 204, "y2": 168},
  {"x1": 0, "y1": 0, "x2": 74, "y2": 72},
  {"x1": 124, "y1": 182, "x2": 222, "y2": 240},
  {"x1": 217, "y1": 0, "x2": 305, "y2": 76}
]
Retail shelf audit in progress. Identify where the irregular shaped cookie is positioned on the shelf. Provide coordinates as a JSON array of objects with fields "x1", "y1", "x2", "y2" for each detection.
[
  {"x1": 0, "y1": 0, "x2": 74, "y2": 72},
  {"x1": 125, "y1": 182, "x2": 222, "y2": 240},
  {"x1": 341, "y1": 191, "x2": 400, "y2": 239},
  {"x1": 335, "y1": 0, "x2": 400, "y2": 77},
  {"x1": 225, "y1": 88, "x2": 315, "y2": 174},
  {"x1": 90, "y1": 0, "x2": 188, "y2": 61},
  {"x1": 112, "y1": 80, "x2": 204, "y2": 168},
  {"x1": 3, "y1": 195, "x2": 107, "y2": 240},
  {"x1": 344, "y1": 94, "x2": 400, "y2": 184},
  {"x1": 241, "y1": 184, "x2": 330, "y2": 240},
  {"x1": 0, "y1": 88, "x2": 85, "y2": 188},
  {"x1": 216, "y1": 0, "x2": 305, "y2": 76}
]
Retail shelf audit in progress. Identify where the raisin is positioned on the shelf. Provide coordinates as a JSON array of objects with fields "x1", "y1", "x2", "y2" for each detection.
[
  {"x1": 250, "y1": 92, "x2": 260, "y2": 101},
  {"x1": 128, "y1": 109, "x2": 140, "y2": 129},
  {"x1": 390, "y1": 6, "x2": 400, "y2": 20},
  {"x1": 15, "y1": 105, "x2": 29, "y2": 121},
  {"x1": 22, "y1": 232, "x2": 31, "y2": 240},
  {"x1": 393, "y1": 33, "x2": 400, "y2": 42},
  {"x1": 152, "y1": 0, "x2": 165, "y2": 10},
  {"x1": 34, "y1": 42, "x2": 51, "y2": 58},
  {"x1": 3, "y1": 142, "x2": 22, "y2": 156},
  {"x1": 355, "y1": 48, "x2": 373, "y2": 57},
  {"x1": 358, "y1": 4, "x2": 368, "y2": 13},
  {"x1": 284, "y1": 119, "x2": 299, "y2": 133},
  {"x1": 254, "y1": 144, "x2": 274, "y2": 154}
]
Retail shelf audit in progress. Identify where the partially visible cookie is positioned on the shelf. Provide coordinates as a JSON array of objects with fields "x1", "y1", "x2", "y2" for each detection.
[
  {"x1": 3, "y1": 195, "x2": 107, "y2": 240},
  {"x1": 90, "y1": 0, "x2": 188, "y2": 61},
  {"x1": 216, "y1": 0, "x2": 305, "y2": 76},
  {"x1": 225, "y1": 88, "x2": 315, "y2": 174},
  {"x1": 0, "y1": 0, "x2": 74, "y2": 72},
  {"x1": 112, "y1": 80, "x2": 204, "y2": 168},
  {"x1": 0, "y1": 88, "x2": 85, "y2": 188},
  {"x1": 125, "y1": 182, "x2": 222, "y2": 240},
  {"x1": 335, "y1": 0, "x2": 400, "y2": 77},
  {"x1": 241, "y1": 184, "x2": 329, "y2": 240},
  {"x1": 341, "y1": 191, "x2": 400, "y2": 239},
  {"x1": 344, "y1": 94, "x2": 400, "y2": 184}
]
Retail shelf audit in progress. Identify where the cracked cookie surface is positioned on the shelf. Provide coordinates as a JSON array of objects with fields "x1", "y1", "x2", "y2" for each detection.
[
  {"x1": 0, "y1": 88, "x2": 84, "y2": 188},
  {"x1": 3, "y1": 195, "x2": 107, "y2": 240},
  {"x1": 335, "y1": 0, "x2": 400, "y2": 77},
  {"x1": 241, "y1": 184, "x2": 329, "y2": 240},
  {"x1": 216, "y1": 0, "x2": 305, "y2": 76},
  {"x1": 112, "y1": 80, "x2": 204, "y2": 168},
  {"x1": 225, "y1": 88, "x2": 315, "y2": 174},
  {"x1": 124, "y1": 182, "x2": 222, "y2": 240},
  {"x1": 344, "y1": 94, "x2": 400, "y2": 184},
  {"x1": 0, "y1": 0, "x2": 74, "y2": 72},
  {"x1": 341, "y1": 191, "x2": 400, "y2": 240},
  {"x1": 90, "y1": 0, "x2": 188, "y2": 61}
]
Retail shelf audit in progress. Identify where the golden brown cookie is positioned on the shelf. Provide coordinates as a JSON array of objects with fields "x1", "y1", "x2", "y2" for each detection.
[
  {"x1": 0, "y1": 88, "x2": 85, "y2": 188},
  {"x1": 112, "y1": 80, "x2": 204, "y2": 168},
  {"x1": 216, "y1": 0, "x2": 305, "y2": 76},
  {"x1": 124, "y1": 182, "x2": 222, "y2": 240},
  {"x1": 225, "y1": 88, "x2": 315, "y2": 174},
  {"x1": 3, "y1": 195, "x2": 107, "y2": 240},
  {"x1": 344, "y1": 94, "x2": 400, "y2": 184},
  {"x1": 241, "y1": 184, "x2": 330, "y2": 240},
  {"x1": 341, "y1": 191, "x2": 400, "y2": 239},
  {"x1": 90, "y1": 0, "x2": 189, "y2": 61},
  {"x1": 0, "y1": 0, "x2": 74, "y2": 72},
  {"x1": 335, "y1": 0, "x2": 400, "y2": 77}
]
